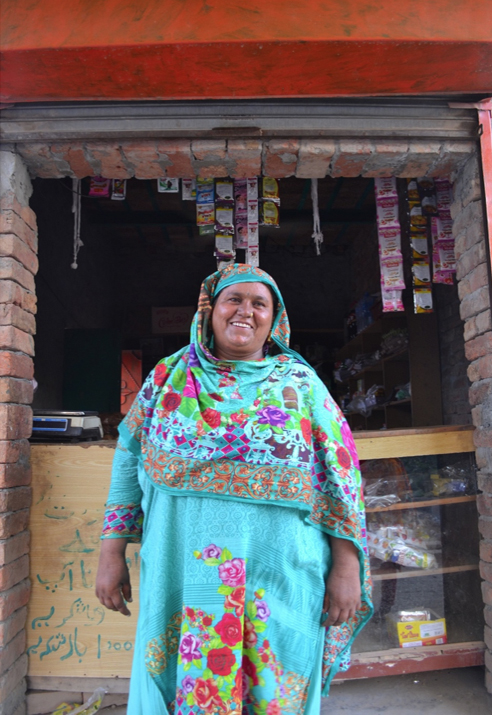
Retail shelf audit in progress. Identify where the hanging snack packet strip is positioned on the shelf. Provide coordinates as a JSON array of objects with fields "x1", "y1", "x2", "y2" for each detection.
[
  {"x1": 246, "y1": 178, "x2": 259, "y2": 266},
  {"x1": 431, "y1": 178, "x2": 455, "y2": 284},
  {"x1": 196, "y1": 178, "x2": 215, "y2": 226},
  {"x1": 259, "y1": 177, "x2": 279, "y2": 228},
  {"x1": 406, "y1": 178, "x2": 433, "y2": 312},
  {"x1": 375, "y1": 178, "x2": 405, "y2": 313}
]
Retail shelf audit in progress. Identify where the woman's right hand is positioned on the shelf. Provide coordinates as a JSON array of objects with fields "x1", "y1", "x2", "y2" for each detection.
[{"x1": 95, "y1": 539, "x2": 132, "y2": 616}]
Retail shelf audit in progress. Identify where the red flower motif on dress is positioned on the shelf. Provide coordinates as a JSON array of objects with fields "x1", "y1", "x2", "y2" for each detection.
[
  {"x1": 231, "y1": 669, "x2": 243, "y2": 701},
  {"x1": 267, "y1": 700, "x2": 282, "y2": 715},
  {"x1": 224, "y1": 586, "x2": 245, "y2": 616},
  {"x1": 206, "y1": 646, "x2": 235, "y2": 676},
  {"x1": 230, "y1": 411, "x2": 248, "y2": 426},
  {"x1": 242, "y1": 655, "x2": 259, "y2": 686},
  {"x1": 202, "y1": 407, "x2": 221, "y2": 429},
  {"x1": 193, "y1": 677, "x2": 224, "y2": 711},
  {"x1": 203, "y1": 616, "x2": 213, "y2": 627},
  {"x1": 243, "y1": 617, "x2": 257, "y2": 648},
  {"x1": 313, "y1": 426, "x2": 329, "y2": 444},
  {"x1": 153, "y1": 363, "x2": 169, "y2": 386},
  {"x1": 336, "y1": 445, "x2": 351, "y2": 470},
  {"x1": 162, "y1": 391, "x2": 181, "y2": 411},
  {"x1": 300, "y1": 417, "x2": 312, "y2": 444},
  {"x1": 214, "y1": 613, "x2": 242, "y2": 646}
]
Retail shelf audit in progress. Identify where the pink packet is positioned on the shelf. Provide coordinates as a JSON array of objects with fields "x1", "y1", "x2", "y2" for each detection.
[
  {"x1": 433, "y1": 270, "x2": 454, "y2": 285},
  {"x1": 380, "y1": 257, "x2": 405, "y2": 290},
  {"x1": 235, "y1": 217, "x2": 248, "y2": 248},
  {"x1": 378, "y1": 227, "x2": 402, "y2": 259},
  {"x1": 382, "y1": 290, "x2": 404, "y2": 313},
  {"x1": 438, "y1": 240, "x2": 456, "y2": 272},
  {"x1": 376, "y1": 196, "x2": 399, "y2": 229},
  {"x1": 234, "y1": 180, "x2": 247, "y2": 212},
  {"x1": 375, "y1": 177, "x2": 398, "y2": 200},
  {"x1": 89, "y1": 176, "x2": 111, "y2": 197}
]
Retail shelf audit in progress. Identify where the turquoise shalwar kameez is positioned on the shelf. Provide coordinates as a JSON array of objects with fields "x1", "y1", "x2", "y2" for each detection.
[{"x1": 102, "y1": 264, "x2": 372, "y2": 714}]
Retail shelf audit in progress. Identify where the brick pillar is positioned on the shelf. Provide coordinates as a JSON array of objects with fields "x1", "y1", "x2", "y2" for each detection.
[
  {"x1": 0, "y1": 150, "x2": 38, "y2": 715},
  {"x1": 452, "y1": 152, "x2": 492, "y2": 692}
]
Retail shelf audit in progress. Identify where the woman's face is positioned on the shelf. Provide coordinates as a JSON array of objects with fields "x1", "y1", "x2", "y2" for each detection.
[{"x1": 211, "y1": 282, "x2": 275, "y2": 361}]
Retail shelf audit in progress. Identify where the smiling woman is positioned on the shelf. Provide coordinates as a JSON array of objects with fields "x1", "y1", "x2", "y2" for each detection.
[{"x1": 96, "y1": 263, "x2": 372, "y2": 714}]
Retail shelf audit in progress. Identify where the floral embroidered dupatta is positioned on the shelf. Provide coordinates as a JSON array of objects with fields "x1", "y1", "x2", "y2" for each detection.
[{"x1": 118, "y1": 263, "x2": 372, "y2": 689}]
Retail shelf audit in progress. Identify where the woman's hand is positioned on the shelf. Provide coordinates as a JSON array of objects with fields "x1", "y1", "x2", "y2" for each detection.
[
  {"x1": 322, "y1": 537, "x2": 361, "y2": 628},
  {"x1": 95, "y1": 539, "x2": 132, "y2": 617}
]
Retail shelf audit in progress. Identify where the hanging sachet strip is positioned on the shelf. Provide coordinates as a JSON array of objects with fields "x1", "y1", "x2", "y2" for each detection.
[{"x1": 375, "y1": 178, "x2": 404, "y2": 312}]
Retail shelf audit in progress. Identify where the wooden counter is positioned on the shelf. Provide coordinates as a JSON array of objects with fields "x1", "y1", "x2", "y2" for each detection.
[{"x1": 27, "y1": 425, "x2": 477, "y2": 681}]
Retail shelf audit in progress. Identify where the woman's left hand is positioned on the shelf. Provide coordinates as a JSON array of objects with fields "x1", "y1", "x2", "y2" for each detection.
[{"x1": 322, "y1": 537, "x2": 362, "y2": 628}]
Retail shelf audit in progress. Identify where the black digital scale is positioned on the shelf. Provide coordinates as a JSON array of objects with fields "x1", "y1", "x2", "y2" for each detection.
[{"x1": 31, "y1": 410, "x2": 104, "y2": 441}]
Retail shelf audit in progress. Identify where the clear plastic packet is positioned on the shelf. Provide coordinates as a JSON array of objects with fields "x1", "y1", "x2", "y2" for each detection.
[
  {"x1": 411, "y1": 236, "x2": 429, "y2": 259},
  {"x1": 407, "y1": 179, "x2": 419, "y2": 201},
  {"x1": 51, "y1": 688, "x2": 106, "y2": 715},
  {"x1": 422, "y1": 194, "x2": 438, "y2": 216}
]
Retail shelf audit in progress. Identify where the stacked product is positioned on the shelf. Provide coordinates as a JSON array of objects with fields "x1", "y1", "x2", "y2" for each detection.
[
  {"x1": 407, "y1": 178, "x2": 436, "y2": 313},
  {"x1": 374, "y1": 178, "x2": 405, "y2": 313},
  {"x1": 234, "y1": 178, "x2": 260, "y2": 267},
  {"x1": 214, "y1": 179, "x2": 236, "y2": 269}
]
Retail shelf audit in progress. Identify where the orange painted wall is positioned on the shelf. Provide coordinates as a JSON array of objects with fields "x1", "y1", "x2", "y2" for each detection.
[{"x1": 1, "y1": 0, "x2": 491, "y2": 101}]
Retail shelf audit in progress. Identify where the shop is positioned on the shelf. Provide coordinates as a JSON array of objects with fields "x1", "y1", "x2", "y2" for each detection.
[{"x1": 1, "y1": 2, "x2": 492, "y2": 713}]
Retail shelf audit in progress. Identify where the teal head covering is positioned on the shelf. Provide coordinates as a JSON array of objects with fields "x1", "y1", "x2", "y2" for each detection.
[{"x1": 192, "y1": 262, "x2": 309, "y2": 369}]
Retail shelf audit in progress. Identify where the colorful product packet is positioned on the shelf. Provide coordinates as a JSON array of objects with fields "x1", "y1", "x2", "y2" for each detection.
[
  {"x1": 261, "y1": 177, "x2": 280, "y2": 203},
  {"x1": 215, "y1": 205, "x2": 234, "y2": 231},
  {"x1": 414, "y1": 287, "x2": 433, "y2": 313},
  {"x1": 111, "y1": 179, "x2": 126, "y2": 200},
  {"x1": 376, "y1": 196, "x2": 400, "y2": 229},
  {"x1": 246, "y1": 247, "x2": 259, "y2": 267},
  {"x1": 438, "y1": 240, "x2": 456, "y2": 272},
  {"x1": 196, "y1": 178, "x2": 215, "y2": 204},
  {"x1": 382, "y1": 290, "x2": 404, "y2": 313},
  {"x1": 247, "y1": 178, "x2": 258, "y2": 200},
  {"x1": 259, "y1": 200, "x2": 279, "y2": 227},
  {"x1": 380, "y1": 257, "x2": 406, "y2": 291},
  {"x1": 235, "y1": 217, "x2": 248, "y2": 248},
  {"x1": 196, "y1": 203, "x2": 215, "y2": 226},
  {"x1": 412, "y1": 260, "x2": 431, "y2": 286},
  {"x1": 199, "y1": 224, "x2": 214, "y2": 236},
  {"x1": 216, "y1": 179, "x2": 234, "y2": 203},
  {"x1": 411, "y1": 236, "x2": 429, "y2": 259},
  {"x1": 248, "y1": 223, "x2": 259, "y2": 246},
  {"x1": 89, "y1": 176, "x2": 111, "y2": 198},
  {"x1": 157, "y1": 178, "x2": 179, "y2": 193},
  {"x1": 375, "y1": 177, "x2": 398, "y2": 200},
  {"x1": 378, "y1": 227, "x2": 402, "y2": 259},
  {"x1": 215, "y1": 233, "x2": 235, "y2": 258},
  {"x1": 182, "y1": 179, "x2": 196, "y2": 201},
  {"x1": 409, "y1": 201, "x2": 427, "y2": 227},
  {"x1": 234, "y1": 179, "x2": 247, "y2": 212},
  {"x1": 407, "y1": 179, "x2": 419, "y2": 202}
]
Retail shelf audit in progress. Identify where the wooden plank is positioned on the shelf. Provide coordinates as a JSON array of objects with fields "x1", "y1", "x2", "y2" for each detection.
[
  {"x1": 27, "y1": 676, "x2": 130, "y2": 694},
  {"x1": 372, "y1": 564, "x2": 479, "y2": 582},
  {"x1": 366, "y1": 495, "x2": 477, "y2": 513},
  {"x1": 27, "y1": 442, "x2": 139, "y2": 679},
  {"x1": 334, "y1": 642, "x2": 486, "y2": 680},
  {"x1": 354, "y1": 426, "x2": 475, "y2": 459}
]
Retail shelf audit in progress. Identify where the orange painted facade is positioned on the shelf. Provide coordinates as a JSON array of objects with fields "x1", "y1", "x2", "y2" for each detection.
[{"x1": 1, "y1": 0, "x2": 491, "y2": 102}]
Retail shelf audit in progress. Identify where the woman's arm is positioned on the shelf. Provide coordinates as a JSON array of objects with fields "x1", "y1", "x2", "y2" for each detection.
[
  {"x1": 95, "y1": 442, "x2": 143, "y2": 617},
  {"x1": 323, "y1": 536, "x2": 362, "y2": 627}
]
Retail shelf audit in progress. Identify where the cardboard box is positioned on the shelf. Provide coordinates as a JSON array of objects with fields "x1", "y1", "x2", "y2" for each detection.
[{"x1": 387, "y1": 610, "x2": 447, "y2": 648}]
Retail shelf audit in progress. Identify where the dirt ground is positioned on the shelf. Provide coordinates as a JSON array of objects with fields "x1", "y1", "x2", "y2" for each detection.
[{"x1": 322, "y1": 667, "x2": 492, "y2": 714}]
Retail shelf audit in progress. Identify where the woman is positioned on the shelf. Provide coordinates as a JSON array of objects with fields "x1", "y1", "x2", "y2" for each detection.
[{"x1": 96, "y1": 263, "x2": 372, "y2": 714}]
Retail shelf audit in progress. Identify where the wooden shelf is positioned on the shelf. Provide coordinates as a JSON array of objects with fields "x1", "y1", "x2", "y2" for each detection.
[
  {"x1": 338, "y1": 347, "x2": 409, "y2": 385},
  {"x1": 372, "y1": 563, "x2": 479, "y2": 581},
  {"x1": 366, "y1": 495, "x2": 477, "y2": 513},
  {"x1": 354, "y1": 425, "x2": 475, "y2": 460}
]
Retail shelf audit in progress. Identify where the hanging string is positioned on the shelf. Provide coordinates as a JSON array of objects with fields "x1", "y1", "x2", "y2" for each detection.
[
  {"x1": 71, "y1": 178, "x2": 83, "y2": 269},
  {"x1": 311, "y1": 178, "x2": 324, "y2": 256}
]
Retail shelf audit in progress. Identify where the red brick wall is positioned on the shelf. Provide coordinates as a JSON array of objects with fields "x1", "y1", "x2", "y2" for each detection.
[
  {"x1": 451, "y1": 153, "x2": 492, "y2": 692},
  {"x1": 0, "y1": 150, "x2": 37, "y2": 715}
]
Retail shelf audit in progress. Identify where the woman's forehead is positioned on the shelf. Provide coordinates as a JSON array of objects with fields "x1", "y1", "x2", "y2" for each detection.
[{"x1": 218, "y1": 282, "x2": 273, "y2": 300}]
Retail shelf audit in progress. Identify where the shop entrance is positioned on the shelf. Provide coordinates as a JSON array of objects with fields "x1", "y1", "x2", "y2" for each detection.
[{"x1": 22, "y1": 161, "x2": 485, "y2": 697}]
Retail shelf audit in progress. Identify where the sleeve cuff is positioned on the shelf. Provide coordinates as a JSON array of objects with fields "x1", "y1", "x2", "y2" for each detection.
[{"x1": 101, "y1": 503, "x2": 144, "y2": 542}]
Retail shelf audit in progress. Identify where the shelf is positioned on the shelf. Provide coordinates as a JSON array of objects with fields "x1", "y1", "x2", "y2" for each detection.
[
  {"x1": 354, "y1": 425, "x2": 475, "y2": 460},
  {"x1": 372, "y1": 563, "x2": 479, "y2": 581},
  {"x1": 337, "y1": 347, "x2": 409, "y2": 384},
  {"x1": 366, "y1": 495, "x2": 477, "y2": 513}
]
